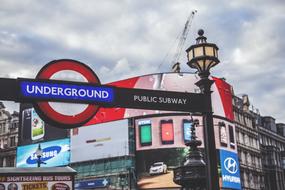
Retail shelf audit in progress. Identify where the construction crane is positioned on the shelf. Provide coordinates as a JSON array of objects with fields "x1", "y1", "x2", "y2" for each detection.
[{"x1": 171, "y1": 10, "x2": 197, "y2": 72}]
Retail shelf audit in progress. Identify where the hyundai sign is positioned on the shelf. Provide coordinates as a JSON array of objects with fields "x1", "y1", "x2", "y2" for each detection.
[
  {"x1": 220, "y1": 149, "x2": 241, "y2": 189},
  {"x1": 16, "y1": 138, "x2": 70, "y2": 167}
]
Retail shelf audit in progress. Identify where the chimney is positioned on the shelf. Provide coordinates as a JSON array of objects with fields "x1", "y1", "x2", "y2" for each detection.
[{"x1": 242, "y1": 95, "x2": 250, "y2": 112}]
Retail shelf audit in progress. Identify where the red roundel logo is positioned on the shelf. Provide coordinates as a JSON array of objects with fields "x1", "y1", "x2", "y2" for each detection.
[{"x1": 34, "y1": 59, "x2": 100, "y2": 128}]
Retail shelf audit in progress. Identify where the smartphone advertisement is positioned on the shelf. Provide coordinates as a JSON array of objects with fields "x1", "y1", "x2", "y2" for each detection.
[
  {"x1": 19, "y1": 104, "x2": 69, "y2": 146},
  {"x1": 161, "y1": 120, "x2": 174, "y2": 144},
  {"x1": 31, "y1": 108, "x2": 45, "y2": 141},
  {"x1": 136, "y1": 116, "x2": 202, "y2": 151},
  {"x1": 135, "y1": 115, "x2": 237, "y2": 189},
  {"x1": 183, "y1": 119, "x2": 192, "y2": 143},
  {"x1": 138, "y1": 120, "x2": 152, "y2": 146}
]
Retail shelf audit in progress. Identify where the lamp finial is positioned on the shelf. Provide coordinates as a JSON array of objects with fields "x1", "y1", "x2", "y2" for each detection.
[{"x1": 198, "y1": 29, "x2": 204, "y2": 36}]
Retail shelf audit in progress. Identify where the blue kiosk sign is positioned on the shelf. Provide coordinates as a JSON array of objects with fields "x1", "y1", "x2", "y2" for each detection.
[{"x1": 0, "y1": 59, "x2": 209, "y2": 128}]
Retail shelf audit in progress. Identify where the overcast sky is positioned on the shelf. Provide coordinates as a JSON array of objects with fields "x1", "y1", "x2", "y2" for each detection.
[{"x1": 1, "y1": 0, "x2": 285, "y2": 123}]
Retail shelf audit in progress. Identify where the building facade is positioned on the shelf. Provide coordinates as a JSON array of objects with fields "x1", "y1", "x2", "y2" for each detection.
[
  {"x1": 259, "y1": 116, "x2": 285, "y2": 190},
  {"x1": 0, "y1": 102, "x2": 19, "y2": 167},
  {"x1": 233, "y1": 94, "x2": 285, "y2": 190},
  {"x1": 3, "y1": 71, "x2": 285, "y2": 189},
  {"x1": 233, "y1": 95, "x2": 263, "y2": 190}
]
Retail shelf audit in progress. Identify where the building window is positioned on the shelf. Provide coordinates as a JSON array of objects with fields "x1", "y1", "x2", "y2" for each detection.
[
  {"x1": 244, "y1": 134, "x2": 249, "y2": 145},
  {"x1": 2, "y1": 123, "x2": 5, "y2": 133},
  {"x1": 252, "y1": 155, "x2": 256, "y2": 167},
  {"x1": 229, "y1": 125, "x2": 235, "y2": 148},
  {"x1": 10, "y1": 136, "x2": 16, "y2": 147},
  {"x1": 247, "y1": 153, "x2": 251, "y2": 165},
  {"x1": 0, "y1": 157, "x2": 3, "y2": 167},
  {"x1": 219, "y1": 122, "x2": 227, "y2": 146},
  {"x1": 6, "y1": 156, "x2": 14, "y2": 167}
]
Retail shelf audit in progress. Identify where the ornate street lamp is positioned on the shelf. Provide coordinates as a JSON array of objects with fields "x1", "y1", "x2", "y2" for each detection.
[
  {"x1": 173, "y1": 119, "x2": 206, "y2": 190},
  {"x1": 35, "y1": 144, "x2": 43, "y2": 167},
  {"x1": 186, "y1": 29, "x2": 219, "y2": 78},
  {"x1": 186, "y1": 29, "x2": 220, "y2": 190}
]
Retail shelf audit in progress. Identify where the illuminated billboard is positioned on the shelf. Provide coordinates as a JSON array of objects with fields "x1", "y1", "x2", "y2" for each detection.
[
  {"x1": 85, "y1": 73, "x2": 234, "y2": 126},
  {"x1": 134, "y1": 115, "x2": 237, "y2": 189},
  {"x1": 70, "y1": 119, "x2": 129, "y2": 163},
  {"x1": 19, "y1": 104, "x2": 69, "y2": 146},
  {"x1": 135, "y1": 115, "x2": 204, "y2": 151},
  {"x1": 16, "y1": 138, "x2": 70, "y2": 168}
]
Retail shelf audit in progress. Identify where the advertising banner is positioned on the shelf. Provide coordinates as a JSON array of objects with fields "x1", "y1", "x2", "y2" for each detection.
[
  {"x1": 0, "y1": 175, "x2": 72, "y2": 190},
  {"x1": 16, "y1": 138, "x2": 70, "y2": 168},
  {"x1": 19, "y1": 104, "x2": 69, "y2": 146},
  {"x1": 85, "y1": 73, "x2": 234, "y2": 126},
  {"x1": 135, "y1": 116, "x2": 202, "y2": 151},
  {"x1": 135, "y1": 115, "x2": 237, "y2": 189},
  {"x1": 219, "y1": 149, "x2": 241, "y2": 189},
  {"x1": 70, "y1": 119, "x2": 129, "y2": 163}
]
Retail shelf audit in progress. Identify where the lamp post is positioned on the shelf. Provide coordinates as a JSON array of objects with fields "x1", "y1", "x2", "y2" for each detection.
[
  {"x1": 35, "y1": 144, "x2": 43, "y2": 167},
  {"x1": 173, "y1": 119, "x2": 206, "y2": 189},
  {"x1": 186, "y1": 29, "x2": 220, "y2": 190}
]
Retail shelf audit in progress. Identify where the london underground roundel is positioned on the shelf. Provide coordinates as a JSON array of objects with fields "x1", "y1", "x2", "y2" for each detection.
[{"x1": 34, "y1": 59, "x2": 100, "y2": 128}]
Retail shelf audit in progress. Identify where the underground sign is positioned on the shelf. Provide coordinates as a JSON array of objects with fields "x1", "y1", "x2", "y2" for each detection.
[
  {"x1": 0, "y1": 59, "x2": 209, "y2": 128},
  {"x1": 32, "y1": 59, "x2": 104, "y2": 128}
]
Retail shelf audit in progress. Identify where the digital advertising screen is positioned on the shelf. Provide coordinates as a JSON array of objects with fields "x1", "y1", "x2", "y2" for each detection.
[
  {"x1": 182, "y1": 119, "x2": 192, "y2": 143},
  {"x1": 160, "y1": 120, "x2": 174, "y2": 144},
  {"x1": 138, "y1": 120, "x2": 152, "y2": 146},
  {"x1": 16, "y1": 138, "x2": 70, "y2": 168},
  {"x1": 135, "y1": 115, "x2": 201, "y2": 189},
  {"x1": 70, "y1": 119, "x2": 129, "y2": 163},
  {"x1": 135, "y1": 115, "x2": 205, "y2": 151},
  {"x1": 135, "y1": 115, "x2": 238, "y2": 189},
  {"x1": 19, "y1": 104, "x2": 69, "y2": 146}
]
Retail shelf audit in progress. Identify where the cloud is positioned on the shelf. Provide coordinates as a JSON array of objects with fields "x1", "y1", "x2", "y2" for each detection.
[{"x1": 0, "y1": 0, "x2": 285, "y2": 123}]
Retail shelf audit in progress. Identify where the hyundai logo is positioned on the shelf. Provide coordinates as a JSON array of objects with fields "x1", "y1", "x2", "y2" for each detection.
[{"x1": 224, "y1": 157, "x2": 238, "y2": 174}]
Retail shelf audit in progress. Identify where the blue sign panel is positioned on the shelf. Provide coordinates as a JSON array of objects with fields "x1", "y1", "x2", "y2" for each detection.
[
  {"x1": 220, "y1": 149, "x2": 241, "y2": 189},
  {"x1": 20, "y1": 81, "x2": 114, "y2": 103},
  {"x1": 75, "y1": 178, "x2": 109, "y2": 189},
  {"x1": 16, "y1": 138, "x2": 70, "y2": 167}
]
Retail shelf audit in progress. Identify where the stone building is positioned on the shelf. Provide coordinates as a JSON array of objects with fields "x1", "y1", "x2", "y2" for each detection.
[
  {"x1": 232, "y1": 95, "x2": 264, "y2": 190},
  {"x1": 0, "y1": 102, "x2": 19, "y2": 167},
  {"x1": 258, "y1": 116, "x2": 285, "y2": 190}
]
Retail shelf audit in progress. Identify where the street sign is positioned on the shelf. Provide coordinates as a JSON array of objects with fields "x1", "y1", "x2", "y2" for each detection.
[
  {"x1": 34, "y1": 59, "x2": 101, "y2": 128},
  {"x1": 20, "y1": 80, "x2": 114, "y2": 104},
  {"x1": 0, "y1": 59, "x2": 209, "y2": 128},
  {"x1": 114, "y1": 87, "x2": 208, "y2": 112},
  {"x1": 18, "y1": 78, "x2": 208, "y2": 113},
  {"x1": 75, "y1": 178, "x2": 109, "y2": 189}
]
